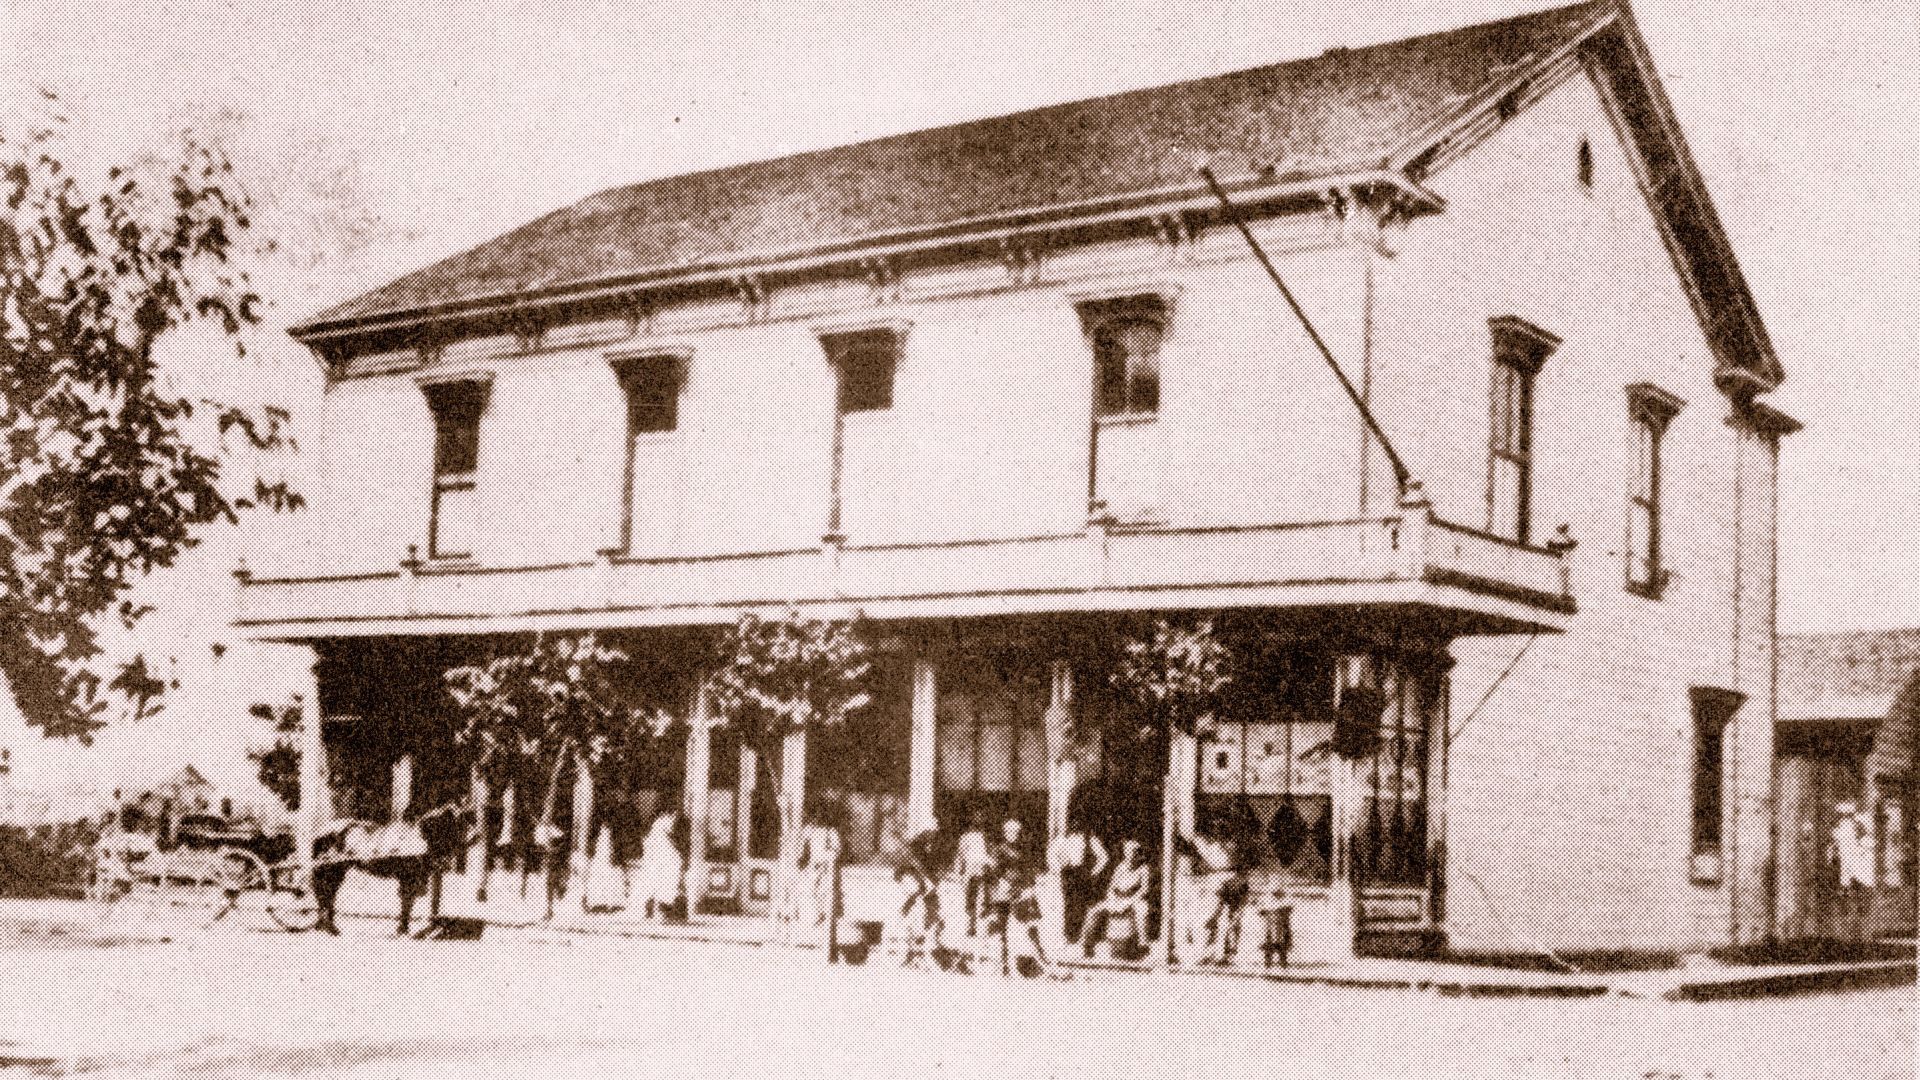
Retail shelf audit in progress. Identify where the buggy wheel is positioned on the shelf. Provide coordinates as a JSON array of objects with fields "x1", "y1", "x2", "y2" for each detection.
[
  {"x1": 84, "y1": 847, "x2": 133, "y2": 917},
  {"x1": 213, "y1": 849, "x2": 273, "y2": 929},
  {"x1": 267, "y1": 868, "x2": 320, "y2": 932}
]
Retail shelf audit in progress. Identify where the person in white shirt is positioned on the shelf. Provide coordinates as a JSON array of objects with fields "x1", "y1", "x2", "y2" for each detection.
[
  {"x1": 953, "y1": 812, "x2": 992, "y2": 937},
  {"x1": 1082, "y1": 839, "x2": 1151, "y2": 960},
  {"x1": 1831, "y1": 800, "x2": 1875, "y2": 935},
  {"x1": 801, "y1": 813, "x2": 844, "y2": 926},
  {"x1": 638, "y1": 811, "x2": 686, "y2": 920}
]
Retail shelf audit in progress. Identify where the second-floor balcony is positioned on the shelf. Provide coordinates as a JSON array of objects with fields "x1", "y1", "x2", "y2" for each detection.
[{"x1": 234, "y1": 501, "x2": 1574, "y2": 641}]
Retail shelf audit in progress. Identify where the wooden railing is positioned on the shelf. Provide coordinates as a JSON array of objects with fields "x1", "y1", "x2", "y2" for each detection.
[{"x1": 236, "y1": 509, "x2": 1573, "y2": 636}]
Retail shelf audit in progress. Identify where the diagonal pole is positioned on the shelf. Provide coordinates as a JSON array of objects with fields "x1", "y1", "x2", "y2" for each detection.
[{"x1": 1198, "y1": 167, "x2": 1414, "y2": 498}]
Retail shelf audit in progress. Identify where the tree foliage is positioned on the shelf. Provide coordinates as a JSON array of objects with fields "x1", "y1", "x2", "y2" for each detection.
[
  {"x1": 0, "y1": 100, "x2": 297, "y2": 740},
  {"x1": 709, "y1": 610, "x2": 873, "y2": 776},
  {"x1": 1110, "y1": 616, "x2": 1232, "y2": 743},
  {"x1": 443, "y1": 632, "x2": 659, "y2": 827},
  {"x1": 247, "y1": 697, "x2": 301, "y2": 812}
]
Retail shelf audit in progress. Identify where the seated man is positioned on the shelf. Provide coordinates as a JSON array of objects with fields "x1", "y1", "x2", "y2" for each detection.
[{"x1": 1081, "y1": 838, "x2": 1151, "y2": 960}]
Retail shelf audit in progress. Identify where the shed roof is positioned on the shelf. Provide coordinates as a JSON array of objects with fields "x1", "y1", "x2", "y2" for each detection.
[{"x1": 1779, "y1": 629, "x2": 1920, "y2": 723}]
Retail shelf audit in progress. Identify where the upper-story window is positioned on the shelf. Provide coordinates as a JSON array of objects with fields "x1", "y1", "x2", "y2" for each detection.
[
  {"x1": 1082, "y1": 295, "x2": 1167, "y2": 419},
  {"x1": 821, "y1": 326, "x2": 904, "y2": 539},
  {"x1": 419, "y1": 375, "x2": 491, "y2": 560},
  {"x1": 825, "y1": 328, "x2": 900, "y2": 414},
  {"x1": 615, "y1": 353, "x2": 684, "y2": 435},
  {"x1": 1486, "y1": 318, "x2": 1558, "y2": 543},
  {"x1": 611, "y1": 352, "x2": 686, "y2": 552},
  {"x1": 1626, "y1": 383, "x2": 1684, "y2": 598}
]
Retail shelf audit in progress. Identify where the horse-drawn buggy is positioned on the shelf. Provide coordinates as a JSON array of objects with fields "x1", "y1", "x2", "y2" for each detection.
[
  {"x1": 86, "y1": 804, "x2": 320, "y2": 932},
  {"x1": 87, "y1": 799, "x2": 474, "y2": 937}
]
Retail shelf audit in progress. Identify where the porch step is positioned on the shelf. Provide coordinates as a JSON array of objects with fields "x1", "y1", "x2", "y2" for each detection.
[{"x1": 1357, "y1": 926, "x2": 1446, "y2": 960}]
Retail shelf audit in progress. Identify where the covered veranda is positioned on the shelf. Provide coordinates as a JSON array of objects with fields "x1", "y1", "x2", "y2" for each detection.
[{"x1": 288, "y1": 596, "x2": 1547, "y2": 965}]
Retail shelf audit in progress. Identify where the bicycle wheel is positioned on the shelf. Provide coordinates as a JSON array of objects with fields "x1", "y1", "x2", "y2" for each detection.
[{"x1": 267, "y1": 865, "x2": 320, "y2": 932}]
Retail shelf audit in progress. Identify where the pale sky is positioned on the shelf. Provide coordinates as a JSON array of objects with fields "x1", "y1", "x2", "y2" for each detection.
[{"x1": 0, "y1": 0, "x2": 1913, "y2": 801}]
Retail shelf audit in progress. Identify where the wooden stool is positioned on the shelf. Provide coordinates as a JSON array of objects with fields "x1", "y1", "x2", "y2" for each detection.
[{"x1": 1260, "y1": 905, "x2": 1293, "y2": 968}]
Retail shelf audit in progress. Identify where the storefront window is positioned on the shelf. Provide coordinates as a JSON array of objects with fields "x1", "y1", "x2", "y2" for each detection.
[
  {"x1": 936, "y1": 663, "x2": 1048, "y2": 837},
  {"x1": 1354, "y1": 664, "x2": 1432, "y2": 888},
  {"x1": 1197, "y1": 648, "x2": 1437, "y2": 890},
  {"x1": 1199, "y1": 649, "x2": 1336, "y2": 885}
]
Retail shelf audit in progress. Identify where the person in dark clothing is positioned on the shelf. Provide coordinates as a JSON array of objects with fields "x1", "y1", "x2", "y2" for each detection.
[
  {"x1": 1203, "y1": 842, "x2": 1253, "y2": 966},
  {"x1": 892, "y1": 819, "x2": 960, "y2": 970},
  {"x1": 982, "y1": 819, "x2": 1026, "y2": 973}
]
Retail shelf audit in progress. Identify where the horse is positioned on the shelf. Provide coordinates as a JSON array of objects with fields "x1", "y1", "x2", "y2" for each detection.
[{"x1": 310, "y1": 799, "x2": 473, "y2": 936}]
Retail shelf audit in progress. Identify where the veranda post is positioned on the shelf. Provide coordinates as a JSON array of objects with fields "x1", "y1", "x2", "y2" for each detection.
[
  {"x1": 712, "y1": 611, "x2": 872, "y2": 941},
  {"x1": 1111, "y1": 617, "x2": 1231, "y2": 967}
]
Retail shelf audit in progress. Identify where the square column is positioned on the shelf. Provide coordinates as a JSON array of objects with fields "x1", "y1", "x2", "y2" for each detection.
[
  {"x1": 296, "y1": 653, "x2": 328, "y2": 877},
  {"x1": 683, "y1": 680, "x2": 713, "y2": 915},
  {"x1": 909, "y1": 658, "x2": 938, "y2": 836},
  {"x1": 1044, "y1": 661, "x2": 1075, "y2": 841},
  {"x1": 390, "y1": 754, "x2": 413, "y2": 821},
  {"x1": 469, "y1": 764, "x2": 491, "y2": 901},
  {"x1": 736, "y1": 744, "x2": 757, "y2": 861},
  {"x1": 566, "y1": 748, "x2": 594, "y2": 910},
  {"x1": 1324, "y1": 652, "x2": 1375, "y2": 964}
]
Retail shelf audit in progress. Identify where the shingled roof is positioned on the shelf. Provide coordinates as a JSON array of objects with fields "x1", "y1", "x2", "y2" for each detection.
[
  {"x1": 293, "y1": 0, "x2": 1780, "y2": 391},
  {"x1": 299, "y1": 1, "x2": 1612, "y2": 332}
]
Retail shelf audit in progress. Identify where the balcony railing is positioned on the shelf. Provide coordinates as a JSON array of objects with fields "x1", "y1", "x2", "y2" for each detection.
[{"x1": 234, "y1": 506, "x2": 1574, "y2": 639}]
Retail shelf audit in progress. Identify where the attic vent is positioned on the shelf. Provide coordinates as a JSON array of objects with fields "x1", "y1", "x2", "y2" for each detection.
[{"x1": 1578, "y1": 138, "x2": 1595, "y2": 188}]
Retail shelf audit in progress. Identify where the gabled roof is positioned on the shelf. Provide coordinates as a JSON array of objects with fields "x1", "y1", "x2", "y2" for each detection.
[{"x1": 293, "y1": 0, "x2": 1780, "y2": 391}]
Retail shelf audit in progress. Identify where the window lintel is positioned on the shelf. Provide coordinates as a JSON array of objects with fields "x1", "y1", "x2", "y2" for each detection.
[
  {"x1": 1489, "y1": 316, "x2": 1561, "y2": 373},
  {"x1": 812, "y1": 319, "x2": 911, "y2": 353},
  {"x1": 414, "y1": 370, "x2": 493, "y2": 413},
  {"x1": 1626, "y1": 382, "x2": 1685, "y2": 430},
  {"x1": 1689, "y1": 686, "x2": 1746, "y2": 729},
  {"x1": 607, "y1": 348, "x2": 689, "y2": 390},
  {"x1": 1071, "y1": 287, "x2": 1178, "y2": 329}
]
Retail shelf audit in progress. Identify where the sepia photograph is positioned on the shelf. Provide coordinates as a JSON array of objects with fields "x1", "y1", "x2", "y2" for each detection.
[{"x1": 0, "y1": 0, "x2": 1912, "y2": 1075}]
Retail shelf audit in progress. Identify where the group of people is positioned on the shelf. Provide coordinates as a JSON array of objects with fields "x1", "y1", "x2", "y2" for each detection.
[
  {"x1": 570, "y1": 802, "x2": 1263, "y2": 974},
  {"x1": 890, "y1": 811, "x2": 1172, "y2": 977}
]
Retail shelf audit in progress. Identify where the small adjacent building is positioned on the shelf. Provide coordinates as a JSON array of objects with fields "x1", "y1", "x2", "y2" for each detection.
[
  {"x1": 239, "y1": 0, "x2": 1798, "y2": 958},
  {"x1": 1776, "y1": 630, "x2": 1918, "y2": 943}
]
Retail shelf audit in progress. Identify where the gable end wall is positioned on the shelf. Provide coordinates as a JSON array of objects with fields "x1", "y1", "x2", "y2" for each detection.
[{"x1": 1378, "y1": 69, "x2": 1776, "y2": 953}]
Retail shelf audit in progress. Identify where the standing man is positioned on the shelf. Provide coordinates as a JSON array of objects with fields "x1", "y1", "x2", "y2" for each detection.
[
  {"x1": 985, "y1": 818, "x2": 1026, "y2": 975},
  {"x1": 1832, "y1": 800, "x2": 1874, "y2": 936},
  {"x1": 953, "y1": 811, "x2": 991, "y2": 938}
]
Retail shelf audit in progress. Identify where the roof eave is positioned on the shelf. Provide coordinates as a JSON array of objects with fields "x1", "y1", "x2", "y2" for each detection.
[
  {"x1": 1597, "y1": 1, "x2": 1784, "y2": 390},
  {"x1": 288, "y1": 166, "x2": 1441, "y2": 346}
]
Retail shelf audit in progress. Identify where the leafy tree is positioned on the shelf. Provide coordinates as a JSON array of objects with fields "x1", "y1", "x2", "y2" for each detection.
[
  {"x1": 444, "y1": 633, "x2": 659, "y2": 856},
  {"x1": 709, "y1": 611, "x2": 871, "y2": 900},
  {"x1": 1111, "y1": 616, "x2": 1232, "y2": 747},
  {"x1": 246, "y1": 698, "x2": 302, "y2": 812},
  {"x1": 1109, "y1": 615, "x2": 1232, "y2": 963},
  {"x1": 0, "y1": 100, "x2": 297, "y2": 741}
]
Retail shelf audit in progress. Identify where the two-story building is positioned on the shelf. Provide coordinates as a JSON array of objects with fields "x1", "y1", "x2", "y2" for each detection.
[{"x1": 238, "y1": 0, "x2": 1797, "y2": 959}]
